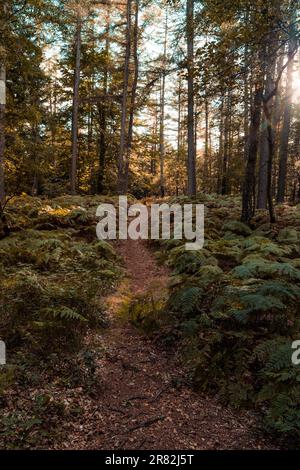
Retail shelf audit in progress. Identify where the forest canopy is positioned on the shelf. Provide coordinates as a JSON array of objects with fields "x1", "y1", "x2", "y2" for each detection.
[{"x1": 0, "y1": 0, "x2": 299, "y2": 221}]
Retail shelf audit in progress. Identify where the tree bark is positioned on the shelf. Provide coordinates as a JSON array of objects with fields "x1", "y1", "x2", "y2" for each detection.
[
  {"x1": 241, "y1": 85, "x2": 263, "y2": 223},
  {"x1": 257, "y1": 53, "x2": 275, "y2": 209},
  {"x1": 159, "y1": 8, "x2": 167, "y2": 198},
  {"x1": 204, "y1": 94, "x2": 209, "y2": 187},
  {"x1": 97, "y1": 102, "x2": 106, "y2": 193},
  {"x1": 117, "y1": 0, "x2": 132, "y2": 194},
  {"x1": 243, "y1": 50, "x2": 249, "y2": 162},
  {"x1": 276, "y1": 42, "x2": 294, "y2": 203},
  {"x1": 97, "y1": 7, "x2": 110, "y2": 194},
  {"x1": 217, "y1": 97, "x2": 224, "y2": 193},
  {"x1": 186, "y1": 0, "x2": 196, "y2": 196},
  {"x1": 263, "y1": 98, "x2": 276, "y2": 222},
  {"x1": 221, "y1": 92, "x2": 230, "y2": 195},
  {"x1": 125, "y1": 0, "x2": 139, "y2": 186},
  {"x1": 176, "y1": 76, "x2": 182, "y2": 196},
  {"x1": 151, "y1": 97, "x2": 158, "y2": 176},
  {"x1": 70, "y1": 15, "x2": 82, "y2": 195}
]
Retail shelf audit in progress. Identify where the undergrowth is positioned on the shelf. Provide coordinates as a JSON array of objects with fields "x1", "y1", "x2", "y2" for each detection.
[
  {"x1": 0, "y1": 194, "x2": 122, "y2": 448},
  {"x1": 133, "y1": 194, "x2": 300, "y2": 445}
]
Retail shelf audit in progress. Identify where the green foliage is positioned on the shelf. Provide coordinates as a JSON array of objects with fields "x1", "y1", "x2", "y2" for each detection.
[
  {"x1": 277, "y1": 228, "x2": 299, "y2": 243},
  {"x1": 232, "y1": 257, "x2": 300, "y2": 281},
  {"x1": 0, "y1": 268, "x2": 101, "y2": 352},
  {"x1": 167, "y1": 248, "x2": 208, "y2": 274},
  {"x1": 197, "y1": 265, "x2": 224, "y2": 286},
  {"x1": 156, "y1": 195, "x2": 300, "y2": 442},
  {"x1": 212, "y1": 280, "x2": 299, "y2": 327},
  {"x1": 242, "y1": 236, "x2": 288, "y2": 257},
  {"x1": 206, "y1": 239, "x2": 243, "y2": 265},
  {"x1": 0, "y1": 196, "x2": 122, "y2": 354},
  {"x1": 170, "y1": 286, "x2": 204, "y2": 316},
  {"x1": 222, "y1": 220, "x2": 252, "y2": 236},
  {"x1": 128, "y1": 289, "x2": 168, "y2": 334}
]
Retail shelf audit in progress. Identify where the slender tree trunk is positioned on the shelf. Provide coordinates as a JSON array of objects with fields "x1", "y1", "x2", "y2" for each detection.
[
  {"x1": 176, "y1": 76, "x2": 182, "y2": 196},
  {"x1": 97, "y1": 8, "x2": 110, "y2": 194},
  {"x1": 31, "y1": 120, "x2": 42, "y2": 196},
  {"x1": 241, "y1": 85, "x2": 263, "y2": 223},
  {"x1": 0, "y1": 64, "x2": 6, "y2": 203},
  {"x1": 263, "y1": 98, "x2": 276, "y2": 222},
  {"x1": 228, "y1": 103, "x2": 234, "y2": 194},
  {"x1": 273, "y1": 53, "x2": 284, "y2": 132},
  {"x1": 97, "y1": 102, "x2": 106, "y2": 193},
  {"x1": 151, "y1": 98, "x2": 158, "y2": 176},
  {"x1": 70, "y1": 15, "x2": 82, "y2": 195},
  {"x1": 244, "y1": 48, "x2": 249, "y2": 162},
  {"x1": 186, "y1": 0, "x2": 196, "y2": 196},
  {"x1": 276, "y1": 42, "x2": 295, "y2": 203},
  {"x1": 217, "y1": 97, "x2": 224, "y2": 193},
  {"x1": 125, "y1": 0, "x2": 139, "y2": 184},
  {"x1": 159, "y1": 8, "x2": 167, "y2": 198},
  {"x1": 257, "y1": 123, "x2": 269, "y2": 209},
  {"x1": 49, "y1": 74, "x2": 58, "y2": 167},
  {"x1": 204, "y1": 94, "x2": 209, "y2": 188},
  {"x1": 117, "y1": 0, "x2": 132, "y2": 194},
  {"x1": 87, "y1": 92, "x2": 93, "y2": 191},
  {"x1": 257, "y1": 54, "x2": 275, "y2": 209},
  {"x1": 293, "y1": 111, "x2": 300, "y2": 202},
  {"x1": 159, "y1": 76, "x2": 166, "y2": 197},
  {"x1": 221, "y1": 92, "x2": 230, "y2": 195}
]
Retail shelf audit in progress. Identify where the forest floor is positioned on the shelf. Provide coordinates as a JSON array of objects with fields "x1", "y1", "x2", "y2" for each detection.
[
  {"x1": 2, "y1": 195, "x2": 299, "y2": 449},
  {"x1": 62, "y1": 238, "x2": 275, "y2": 450}
]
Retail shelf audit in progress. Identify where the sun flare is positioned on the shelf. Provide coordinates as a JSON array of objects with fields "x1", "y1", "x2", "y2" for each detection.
[{"x1": 292, "y1": 73, "x2": 300, "y2": 102}]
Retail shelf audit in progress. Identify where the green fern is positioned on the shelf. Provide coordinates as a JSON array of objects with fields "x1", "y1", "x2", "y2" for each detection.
[
  {"x1": 222, "y1": 220, "x2": 252, "y2": 236},
  {"x1": 232, "y1": 257, "x2": 300, "y2": 281},
  {"x1": 170, "y1": 286, "x2": 203, "y2": 316},
  {"x1": 41, "y1": 307, "x2": 87, "y2": 322}
]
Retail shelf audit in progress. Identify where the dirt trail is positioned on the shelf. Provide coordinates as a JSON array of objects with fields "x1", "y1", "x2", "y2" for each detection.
[{"x1": 67, "y1": 239, "x2": 273, "y2": 450}]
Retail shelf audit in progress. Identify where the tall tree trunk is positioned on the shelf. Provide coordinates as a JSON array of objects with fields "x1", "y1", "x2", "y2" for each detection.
[
  {"x1": 97, "y1": 8, "x2": 110, "y2": 194},
  {"x1": 31, "y1": 120, "x2": 42, "y2": 196},
  {"x1": 87, "y1": 91, "x2": 93, "y2": 191},
  {"x1": 257, "y1": 122, "x2": 269, "y2": 209},
  {"x1": 263, "y1": 97, "x2": 276, "y2": 222},
  {"x1": 257, "y1": 54, "x2": 275, "y2": 209},
  {"x1": 125, "y1": 0, "x2": 139, "y2": 185},
  {"x1": 241, "y1": 85, "x2": 263, "y2": 223},
  {"x1": 293, "y1": 110, "x2": 300, "y2": 202},
  {"x1": 217, "y1": 97, "x2": 224, "y2": 193},
  {"x1": 159, "y1": 8, "x2": 167, "y2": 198},
  {"x1": 97, "y1": 102, "x2": 106, "y2": 193},
  {"x1": 70, "y1": 15, "x2": 82, "y2": 195},
  {"x1": 271, "y1": 53, "x2": 284, "y2": 198},
  {"x1": 243, "y1": 48, "x2": 249, "y2": 162},
  {"x1": 0, "y1": 64, "x2": 6, "y2": 204},
  {"x1": 159, "y1": 76, "x2": 166, "y2": 197},
  {"x1": 273, "y1": 53, "x2": 284, "y2": 133},
  {"x1": 186, "y1": 0, "x2": 196, "y2": 196},
  {"x1": 204, "y1": 94, "x2": 209, "y2": 188},
  {"x1": 117, "y1": 0, "x2": 132, "y2": 194},
  {"x1": 151, "y1": 97, "x2": 158, "y2": 176},
  {"x1": 176, "y1": 76, "x2": 182, "y2": 196},
  {"x1": 276, "y1": 42, "x2": 295, "y2": 203},
  {"x1": 221, "y1": 92, "x2": 230, "y2": 195}
]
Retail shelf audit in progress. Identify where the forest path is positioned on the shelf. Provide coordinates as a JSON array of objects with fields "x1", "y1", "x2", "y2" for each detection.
[{"x1": 77, "y1": 238, "x2": 274, "y2": 451}]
